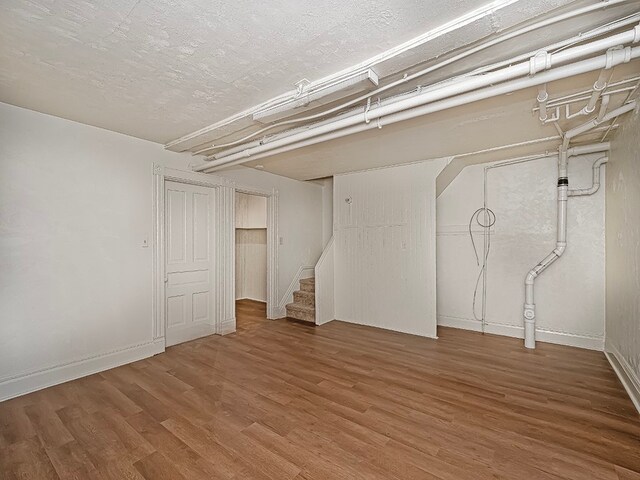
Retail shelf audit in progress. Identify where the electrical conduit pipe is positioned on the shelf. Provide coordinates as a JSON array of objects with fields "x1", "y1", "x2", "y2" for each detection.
[
  {"x1": 198, "y1": 47, "x2": 640, "y2": 172},
  {"x1": 195, "y1": 25, "x2": 640, "y2": 172}
]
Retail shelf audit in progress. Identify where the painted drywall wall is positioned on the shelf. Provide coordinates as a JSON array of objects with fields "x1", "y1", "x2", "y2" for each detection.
[
  {"x1": 0, "y1": 102, "x2": 193, "y2": 400},
  {"x1": 218, "y1": 166, "x2": 323, "y2": 315},
  {"x1": 334, "y1": 160, "x2": 447, "y2": 337},
  {"x1": 235, "y1": 193, "x2": 268, "y2": 302},
  {"x1": 235, "y1": 229, "x2": 267, "y2": 302},
  {"x1": 320, "y1": 177, "x2": 334, "y2": 248},
  {"x1": 606, "y1": 105, "x2": 640, "y2": 402},
  {"x1": 236, "y1": 192, "x2": 267, "y2": 228},
  {"x1": 437, "y1": 154, "x2": 606, "y2": 349}
]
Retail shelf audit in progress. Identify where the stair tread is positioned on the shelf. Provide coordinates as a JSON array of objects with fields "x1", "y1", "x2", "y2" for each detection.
[
  {"x1": 300, "y1": 277, "x2": 315, "y2": 284},
  {"x1": 294, "y1": 290, "x2": 314, "y2": 297}
]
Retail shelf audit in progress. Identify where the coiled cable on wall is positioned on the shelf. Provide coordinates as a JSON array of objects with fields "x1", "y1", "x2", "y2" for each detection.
[{"x1": 469, "y1": 207, "x2": 496, "y2": 331}]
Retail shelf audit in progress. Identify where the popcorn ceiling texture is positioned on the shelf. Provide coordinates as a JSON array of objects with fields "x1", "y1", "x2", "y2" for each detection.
[
  {"x1": 0, "y1": 0, "x2": 491, "y2": 143},
  {"x1": 606, "y1": 104, "x2": 640, "y2": 381}
]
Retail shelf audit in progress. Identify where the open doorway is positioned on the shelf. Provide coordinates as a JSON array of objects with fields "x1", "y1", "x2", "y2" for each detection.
[{"x1": 235, "y1": 191, "x2": 268, "y2": 329}]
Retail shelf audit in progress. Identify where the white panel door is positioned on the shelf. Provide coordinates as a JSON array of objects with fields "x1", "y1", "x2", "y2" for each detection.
[{"x1": 165, "y1": 181, "x2": 215, "y2": 346}]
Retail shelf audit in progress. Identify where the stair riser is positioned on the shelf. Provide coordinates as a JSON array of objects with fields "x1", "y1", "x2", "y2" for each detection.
[
  {"x1": 293, "y1": 291, "x2": 315, "y2": 307},
  {"x1": 300, "y1": 282, "x2": 315, "y2": 293},
  {"x1": 286, "y1": 306, "x2": 315, "y2": 323}
]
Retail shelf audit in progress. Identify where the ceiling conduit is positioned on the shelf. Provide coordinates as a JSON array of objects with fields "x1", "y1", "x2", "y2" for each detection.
[{"x1": 194, "y1": 24, "x2": 640, "y2": 173}]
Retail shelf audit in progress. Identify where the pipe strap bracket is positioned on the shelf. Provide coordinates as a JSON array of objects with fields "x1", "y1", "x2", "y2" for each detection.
[{"x1": 529, "y1": 51, "x2": 551, "y2": 75}]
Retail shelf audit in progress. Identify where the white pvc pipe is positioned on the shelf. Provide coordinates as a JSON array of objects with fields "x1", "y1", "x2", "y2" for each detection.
[
  {"x1": 597, "y1": 94, "x2": 611, "y2": 121},
  {"x1": 199, "y1": 46, "x2": 640, "y2": 172},
  {"x1": 179, "y1": 2, "x2": 640, "y2": 154},
  {"x1": 195, "y1": 27, "x2": 640, "y2": 172},
  {"x1": 562, "y1": 101, "x2": 637, "y2": 149},
  {"x1": 567, "y1": 142, "x2": 610, "y2": 156},
  {"x1": 538, "y1": 85, "x2": 549, "y2": 121},
  {"x1": 523, "y1": 137, "x2": 615, "y2": 349},
  {"x1": 523, "y1": 147, "x2": 570, "y2": 349},
  {"x1": 569, "y1": 156, "x2": 608, "y2": 196},
  {"x1": 585, "y1": 68, "x2": 610, "y2": 114}
]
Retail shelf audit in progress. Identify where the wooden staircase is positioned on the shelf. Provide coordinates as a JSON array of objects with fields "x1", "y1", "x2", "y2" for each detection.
[{"x1": 285, "y1": 277, "x2": 315, "y2": 324}]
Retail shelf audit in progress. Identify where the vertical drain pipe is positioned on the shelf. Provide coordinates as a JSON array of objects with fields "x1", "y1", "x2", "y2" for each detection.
[
  {"x1": 523, "y1": 148, "x2": 568, "y2": 349},
  {"x1": 522, "y1": 101, "x2": 635, "y2": 349}
]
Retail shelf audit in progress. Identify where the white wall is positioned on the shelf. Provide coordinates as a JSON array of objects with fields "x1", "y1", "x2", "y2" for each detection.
[
  {"x1": 235, "y1": 192, "x2": 267, "y2": 228},
  {"x1": 235, "y1": 229, "x2": 267, "y2": 302},
  {"x1": 320, "y1": 177, "x2": 334, "y2": 247},
  {"x1": 334, "y1": 160, "x2": 447, "y2": 337},
  {"x1": 606, "y1": 105, "x2": 640, "y2": 408},
  {"x1": 217, "y1": 166, "x2": 323, "y2": 315},
  {"x1": 235, "y1": 192, "x2": 267, "y2": 302},
  {"x1": 437, "y1": 153, "x2": 606, "y2": 349},
  {"x1": 0, "y1": 102, "x2": 193, "y2": 400}
]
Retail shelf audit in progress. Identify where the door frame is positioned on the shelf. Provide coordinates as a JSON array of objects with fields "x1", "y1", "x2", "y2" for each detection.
[
  {"x1": 153, "y1": 165, "x2": 236, "y2": 346},
  {"x1": 234, "y1": 184, "x2": 279, "y2": 320}
]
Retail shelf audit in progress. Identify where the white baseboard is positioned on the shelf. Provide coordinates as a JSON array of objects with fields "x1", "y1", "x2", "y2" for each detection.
[
  {"x1": 219, "y1": 318, "x2": 236, "y2": 335},
  {"x1": 236, "y1": 297, "x2": 267, "y2": 303},
  {"x1": 0, "y1": 339, "x2": 165, "y2": 402},
  {"x1": 605, "y1": 345, "x2": 640, "y2": 414},
  {"x1": 437, "y1": 315, "x2": 604, "y2": 351}
]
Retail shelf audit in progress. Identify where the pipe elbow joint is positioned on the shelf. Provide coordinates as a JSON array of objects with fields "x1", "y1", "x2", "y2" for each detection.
[
  {"x1": 525, "y1": 271, "x2": 537, "y2": 285},
  {"x1": 554, "y1": 243, "x2": 567, "y2": 256}
]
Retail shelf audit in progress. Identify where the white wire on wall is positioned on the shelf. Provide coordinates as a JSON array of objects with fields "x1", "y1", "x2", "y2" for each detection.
[{"x1": 467, "y1": 152, "x2": 558, "y2": 332}]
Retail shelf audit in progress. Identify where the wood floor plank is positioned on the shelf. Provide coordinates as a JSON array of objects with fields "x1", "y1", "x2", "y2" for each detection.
[{"x1": 1, "y1": 299, "x2": 638, "y2": 479}]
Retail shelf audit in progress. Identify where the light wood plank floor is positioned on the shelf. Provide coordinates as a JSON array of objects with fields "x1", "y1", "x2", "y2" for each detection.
[{"x1": 1, "y1": 299, "x2": 639, "y2": 479}]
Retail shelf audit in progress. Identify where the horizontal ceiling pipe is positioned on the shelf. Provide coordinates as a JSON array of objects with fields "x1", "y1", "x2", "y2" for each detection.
[
  {"x1": 195, "y1": 27, "x2": 640, "y2": 171},
  {"x1": 197, "y1": 45, "x2": 640, "y2": 173},
  {"x1": 176, "y1": 1, "x2": 640, "y2": 153},
  {"x1": 532, "y1": 75, "x2": 640, "y2": 111},
  {"x1": 567, "y1": 142, "x2": 611, "y2": 156},
  {"x1": 200, "y1": 14, "x2": 640, "y2": 158},
  {"x1": 561, "y1": 100, "x2": 637, "y2": 149},
  {"x1": 204, "y1": 28, "x2": 639, "y2": 163}
]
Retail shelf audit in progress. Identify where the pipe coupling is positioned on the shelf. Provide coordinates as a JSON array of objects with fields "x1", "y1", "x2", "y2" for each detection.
[
  {"x1": 553, "y1": 243, "x2": 566, "y2": 256},
  {"x1": 605, "y1": 46, "x2": 632, "y2": 69},
  {"x1": 634, "y1": 24, "x2": 640, "y2": 43},
  {"x1": 529, "y1": 50, "x2": 551, "y2": 75},
  {"x1": 523, "y1": 305, "x2": 535, "y2": 320}
]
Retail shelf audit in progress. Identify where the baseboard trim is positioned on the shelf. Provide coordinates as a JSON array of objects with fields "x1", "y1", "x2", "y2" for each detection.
[
  {"x1": 219, "y1": 318, "x2": 236, "y2": 335},
  {"x1": 236, "y1": 296, "x2": 267, "y2": 303},
  {"x1": 0, "y1": 339, "x2": 165, "y2": 402},
  {"x1": 437, "y1": 316, "x2": 604, "y2": 351},
  {"x1": 605, "y1": 346, "x2": 640, "y2": 414}
]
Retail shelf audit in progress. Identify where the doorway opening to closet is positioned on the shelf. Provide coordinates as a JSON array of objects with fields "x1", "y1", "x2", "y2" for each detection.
[{"x1": 235, "y1": 191, "x2": 268, "y2": 329}]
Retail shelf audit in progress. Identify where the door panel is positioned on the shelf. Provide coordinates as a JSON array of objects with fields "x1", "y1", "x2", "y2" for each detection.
[{"x1": 165, "y1": 181, "x2": 215, "y2": 347}]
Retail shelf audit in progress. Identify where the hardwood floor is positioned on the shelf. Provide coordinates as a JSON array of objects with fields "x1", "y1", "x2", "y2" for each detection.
[{"x1": 1, "y1": 299, "x2": 639, "y2": 479}]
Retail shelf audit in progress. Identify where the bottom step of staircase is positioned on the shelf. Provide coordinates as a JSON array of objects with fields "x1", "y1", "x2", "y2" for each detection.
[{"x1": 285, "y1": 302, "x2": 315, "y2": 324}]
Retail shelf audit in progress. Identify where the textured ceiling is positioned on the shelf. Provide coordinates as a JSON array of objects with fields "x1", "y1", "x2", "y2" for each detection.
[
  {"x1": 1, "y1": 0, "x2": 638, "y2": 182},
  {"x1": 0, "y1": 0, "x2": 515, "y2": 143}
]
